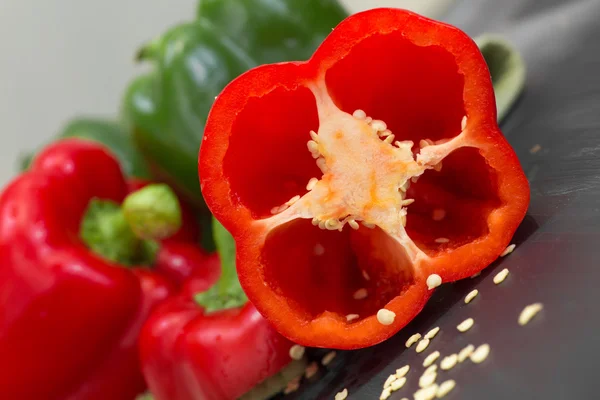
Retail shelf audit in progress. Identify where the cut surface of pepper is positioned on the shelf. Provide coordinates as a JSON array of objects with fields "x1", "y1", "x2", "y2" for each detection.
[{"x1": 200, "y1": 8, "x2": 530, "y2": 349}]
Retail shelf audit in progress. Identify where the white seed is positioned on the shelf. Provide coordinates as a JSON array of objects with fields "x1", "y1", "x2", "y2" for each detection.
[
  {"x1": 424, "y1": 365, "x2": 438, "y2": 376},
  {"x1": 400, "y1": 214, "x2": 407, "y2": 227},
  {"x1": 458, "y1": 344, "x2": 475, "y2": 362},
  {"x1": 363, "y1": 222, "x2": 376, "y2": 229},
  {"x1": 289, "y1": 344, "x2": 305, "y2": 360},
  {"x1": 411, "y1": 176, "x2": 421, "y2": 183},
  {"x1": 436, "y1": 380, "x2": 456, "y2": 398},
  {"x1": 352, "y1": 109, "x2": 367, "y2": 119},
  {"x1": 286, "y1": 195, "x2": 300, "y2": 206},
  {"x1": 318, "y1": 220, "x2": 327, "y2": 230},
  {"x1": 310, "y1": 130, "x2": 319, "y2": 141},
  {"x1": 306, "y1": 177, "x2": 319, "y2": 190},
  {"x1": 305, "y1": 361, "x2": 319, "y2": 379},
  {"x1": 365, "y1": 117, "x2": 373, "y2": 124},
  {"x1": 440, "y1": 354, "x2": 458, "y2": 370},
  {"x1": 518, "y1": 303, "x2": 543, "y2": 326},
  {"x1": 500, "y1": 244, "x2": 516, "y2": 257},
  {"x1": 317, "y1": 157, "x2": 327, "y2": 171},
  {"x1": 424, "y1": 326, "x2": 440, "y2": 340},
  {"x1": 493, "y1": 268, "x2": 510, "y2": 284},
  {"x1": 419, "y1": 139, "x2": 431, "y2": 148},
  {"x1": 471, "y1": 271, "x2": 481, "y2": 278},
  {"x1": 362, "y1": 269, "x2": 370, "y2": 281},
  {"x1": 396, "y1": 365, "x2": 410, "y2": 378},
  {"x1": 325, "y1": 219, "x2": 341, "y2": 230},
  {"x1": 461, "y1": 116, "x2": 468, "y2": 130},
  {"x1": 346, "y1": 313, "x2": 359, "y2": 322},
  {"x1": 371, "y1": 119, "x2": 387, "y2": 132},
  {"x1": 322, "y1": 351, "x2": 337, "y2": 366},
  {"x1": 423, "y1": 351, "x2": 440, "y2": 367},
  {"x1": 353, "y1": 288, "x2": 368, "y2": 300},
  {"x1": 427, "y1": 274, "x2": 442, "y2": 290},
  {"x1": 415, "y1": 338, "x2": 430, "y2": 353},
  {"x1": 401, "y1": 198, "x2": 415, "y2": 206},
  {"x1": 383, "y1": 134, "x2": 395, "y2": 144},
  {"x1": 457, "y1": 318, "x2": 474, "y2": 333},
  {"x1": 470, "y1": 344, "x2": 490, "y2": 364},
  {"x1": 312, "y1": 217, "x2": 320, "y2": 226},
  {"x1": 270, "y1": 207, "x2": 280, "y2": 214},
  {"x1": 384, "y1": 374, "x2": 397, "y2": 389},
  {"x1": 395, "y1": 140, "x2": 414, "y2": 150},
  {"x1": 313, "y1": 243, "x2": 325, "y2": 256},
  {"x1": 433, "y1": 161, "x2": 443, "y2": 172},
  {"x1": 348, "y1": 219, "x2": 360, "y2": 230},
  {"x1": 464, "y1": 289, "x2": 479, "y2": 304},
  {"x1": 405, "y1": 333, "x2": 422, "y2": 348},
  {"x1": 335, "y1": 388, "x2": 348, "y2": 400},
  {"x1": 432, "y1": 208, "x2": 446, "y2": 221},
  {"x1": 530, "y1": 144, "x2": 542, "y2": 154},
  {"x1": 307, "y1": 140, "x2": 319, "y2": 153},
  {"x1": 434, "y1": 237, "x2": 450, "y2": 244},
  {"x1": 391, "y1": 377, "x2": 407, "y2": 391},
  {"x1": 419, "y1": 370, "x2": 437, "y2": 388},
  {"x1": 379, "y1": 387, "x2": 392, "y2": 400},
  {"x1": 377, "y1": 309, "x2": 396, "y2": 325},
  {"x1": 414, "y1": 384, "x2": 439, "y2": 400}
]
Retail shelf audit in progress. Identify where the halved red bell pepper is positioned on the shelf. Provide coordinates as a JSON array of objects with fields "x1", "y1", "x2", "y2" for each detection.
[
  {"x1": 199, "y1": 8, "x2": 530, "y2": 349},
  {"x1": 140, "y1": 222, "x2": 302, "y2": 400},
  {"x1": 0, "y1": 139, "x2": 219, "y2": 399}
]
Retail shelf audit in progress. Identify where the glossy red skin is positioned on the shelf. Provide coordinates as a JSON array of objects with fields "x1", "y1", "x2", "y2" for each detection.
[
  {"x1": 199, "y1": 9, "x2": 530, "y2": 349},
  {"x1": 140, "y1": 259, "x2": 294, "y2": 400},
  {"x1": 0, "y1": 139, "x2": 218, "y2": 399}
]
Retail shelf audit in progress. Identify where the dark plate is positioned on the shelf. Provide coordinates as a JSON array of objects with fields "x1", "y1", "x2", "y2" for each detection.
[{"x1": 278, "y1": 0, "x2": 600, "y2": 398}]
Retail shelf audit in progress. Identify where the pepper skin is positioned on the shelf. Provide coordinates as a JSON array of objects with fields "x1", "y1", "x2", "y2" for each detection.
[
  {"x1": 139, "y1": 256, "x2": 295, "y2": 400},
  {"x1": 0, "y1": 139, "x2": 219, "y2": 399},
  {"x1": 199, "y1": 9, "x2": 530, "y2": 349},
  {"x1": 122, "y1": 0, "x2": 348, "y2": 205}
]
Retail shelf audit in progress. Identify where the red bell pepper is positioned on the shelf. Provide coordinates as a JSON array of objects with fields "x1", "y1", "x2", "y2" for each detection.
[
  {"x1": 140, "y1": 222, "x2": 304, "y2": 400},
  {"x1": 0, "y1": 139, "x2": 219, "y2": 399},
  {"x1": 199, "y1": 8, "x2": 530, "y2": 349}
]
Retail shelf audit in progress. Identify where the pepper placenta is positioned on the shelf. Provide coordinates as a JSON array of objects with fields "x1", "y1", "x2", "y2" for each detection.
[
  {"x1": 0, "y1": 139, "x2": 219, "y2": 399},
  {"x1": 139, "y1": 219, "x2": 303, "y2": 400},
  {"x1": 122, "y1": 0, "x2": 348, "y2": 205},
  {"x1": 199, "y1": 9, "x2": 530, "y2": 349}
]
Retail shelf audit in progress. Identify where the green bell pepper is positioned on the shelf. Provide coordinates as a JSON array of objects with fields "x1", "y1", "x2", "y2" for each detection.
[
  {"x1": 19, "y1": 118, "x2": 151, "y2": 179},
  {"x1": 121, "y1": 0, "x2": 349, "y2": 206}
]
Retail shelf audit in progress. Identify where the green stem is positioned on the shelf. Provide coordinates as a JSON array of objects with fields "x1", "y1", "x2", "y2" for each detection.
[
  {"x1": 194, "y1": 218, "x2": 247, "y2": 312},
  {"x1": 80, "y1": 184, "x2": 182, "y2": 266}
]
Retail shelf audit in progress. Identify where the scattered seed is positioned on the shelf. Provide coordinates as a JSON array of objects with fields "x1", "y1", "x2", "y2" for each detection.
[
  {"x1": 423, "y1": 351, "x2": 440, "y2": 367},
  {"x1": 348, "y1": 219, "x2": 360, "y2": 230},
  {"x1": 458, "y1": 345, "x2": 475, "y2": 362},
  {"x1": 434, "y1": 237, "x2": 450, "y2": 244},
  {"x1": 396, "y1": 365, "x2": 410, "y2": 378},
  {"x1": 353, "y1": 109, "x2": 367, "y2": 119},
  {"x1": 461, "y1": 116, "x2": 468, "y2": 130},
  {"x1": 346, "y1": 313, "x2": 359, "y2": 322},
  {"x1": 493, "y1": 268, "x2": 510, "y2": 284},
  {"x1": 335, "y1": 388, "x2": 348, "y2": 400},
  {"x1": 518, "y1": 303, "x2": 543, "y2": 326},
  {"x1": 416, "y1": 338, "x2": 430, "y2": 353},
  {"x1": 414, "y1": 384, "x2": 439, "y2": 400},
  {"x1": 432, "y1": 208, "x2": 446, "y2": 221},
  {"x1": 313, "y1": 243, "x2": 325, "y2": 256},
  {"x1": 384, "y1": 374, "x2": 398, "y2": 389},
  {"x1": 406, "y1": 333, "x2": 422, "y2": 348},
  {"x1": 283, "y1": 377, "x2": 301, "y2": 394},
  {"x1": 427, "y1": 274, "x2": 442, "y2": 290},
  {"x1": 371, "y1": 119, "x2": 387, "y2": 132},
  {"x1": 424, "y1": 365, "x2": 438, "y2": 376},
  {"x1": 362, "y1": 270, "x2": 370, "y2": 281},
  {"x1": 322, "y1": 351, "x2": 337, "y2": 366},
  {"x1": 440, "y1": 354, "x2": 458, "y2": 371},
  {"x1": 377, "y1": 309, "x2": 396, "y2": 325},
  {"x1": 419, "y1": 370, "x2": 437, "y2": 388},
  {"x1": 457, "y1": 318, "x2": 474, "y2": 333},
  {"x1": 289, "y1": 344, "x2": 305, "y2": 360},
  {"x1": 436, "y1": 380, "x2": 456, "y2": 398},
  {"x1": 424, "y1": 326, "x2": 440, "y2": 340},
  {"x1": 500, "y1": 244, "x2": 516, "y2": 257},
  {"x1": 379, "y1": 387, "x2": 392, "y2": 400},
  {"x1": 470, "y1": 344, "x2": 490, "y2": 364},
  {"x1": 464, "y1": 289, "x2": 479, "y2": 304},
  {"x1": 306, "y1": 177, "x2": 319, "y2": 190},
  {"x1": 530, "y1": 144, "x2": 542, "y2": 154},
  {"x1": 353, "y1": 288, "x2": 368, "y2": 300},
  {"x1": 391, "y1": 377, "x2": 407, "y2": 391},
  {"x1": 305, "y1": 361, "x2": 319, "y2": 379}
]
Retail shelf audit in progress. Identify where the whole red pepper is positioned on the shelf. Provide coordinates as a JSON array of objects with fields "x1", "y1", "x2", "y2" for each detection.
[
  {"x1": 199, "y1": 8, "x2": 530, "y2": 349},
  {"x1": 139, "y1": 222, "x2": 302, "y2": 400},
  {"x1": 0, "y1": 139, "x2": 219, "y2": 399}
]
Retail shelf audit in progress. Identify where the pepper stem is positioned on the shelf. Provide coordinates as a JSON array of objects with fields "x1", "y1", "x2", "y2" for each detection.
[{"x1": 80, "y1": 184, "x2": 182, "y2": 266}]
